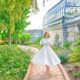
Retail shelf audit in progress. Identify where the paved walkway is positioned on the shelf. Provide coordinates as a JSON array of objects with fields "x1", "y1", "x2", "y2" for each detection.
[
  {"x1": 19, "y1": 45, "x2": 70, "y2": 80},
  {"x1": 18, "y1": 45, "x2": 39, "y2": 53}
]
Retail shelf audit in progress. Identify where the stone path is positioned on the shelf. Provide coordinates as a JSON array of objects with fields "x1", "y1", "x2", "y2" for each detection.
[{"x1": 19, "y1": 45, "x2": 70, "y2": 80}]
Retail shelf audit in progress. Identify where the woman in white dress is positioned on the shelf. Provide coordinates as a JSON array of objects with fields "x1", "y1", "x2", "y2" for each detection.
[
  {"x1": 31, "y1": 32, "x2": 61, "y2": 73},
  {"x1": 25, "y1": 32, "x2": 61, "y2": 80}
]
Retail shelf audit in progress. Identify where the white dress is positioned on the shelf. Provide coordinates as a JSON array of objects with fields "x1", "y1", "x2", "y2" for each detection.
[{"x1": 31, "y1": 38, "x2": 61, "y2": 66}]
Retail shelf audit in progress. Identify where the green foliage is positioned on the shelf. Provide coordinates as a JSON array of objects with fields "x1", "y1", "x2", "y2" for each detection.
[
  {"x1": 0, "y1": 31, "x2": 8, "y2": 41},
  {"x1": 15, "y1": 19, "x2": 30, "y2": 31},
  {"x1": 69, "y1": 52, "x2": 80, "y2": 62},
  {"x1": 71, "y1": 63, "x2": 80, "y2": 79},
  {"x1": 20, "y1": 32, "x2": 31, "y2": 45},
  {"x1": 34, "y1": 36, "x2": 43, "y2": 44},
  {"x1": 0, "y1": 45, "x2": 31, "y2": 80},
  {"x1": 0, "y1": 0, "x2": 38, "y2": 44},
  {"x1": 63, "y1": 41, "x2": 71, "y2": 49},
  {"x1": 72, "y1": 72, "x2": 80, "y2": 78},
  {"x1": 52, "y1": 46, "x2": 62, "y2": 53},
  {"x1": 69, "y1": 38, "x2": 80, "y2": 62},
  {"x1": 70, "y1": 38, "x2": 80, "y2": 52},
  {"x1": 0, "y1": 75, "x2": 22, "y2": 80},
  {"x1": 29, "y1": 36, "x2": 43, "y2": 48},
  {"x1": 53, "y1": 38, "x2": 80, "y2": 63},
  {"x1": 58, "y1": 53, "x2": 69, "y2": 63}
]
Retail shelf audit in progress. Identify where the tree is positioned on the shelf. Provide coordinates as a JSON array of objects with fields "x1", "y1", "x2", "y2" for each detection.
[
  {"x1": 0, "y1": 0, "x2": 48, "y2": 45},
  {"x1": 0, "y1": 0, "x2": 38, "y2": 45}
]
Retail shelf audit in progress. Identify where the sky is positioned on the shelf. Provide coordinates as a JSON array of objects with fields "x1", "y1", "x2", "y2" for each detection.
[{"x1": 25, "y1": 0, "x2": 60, "y2": 30}]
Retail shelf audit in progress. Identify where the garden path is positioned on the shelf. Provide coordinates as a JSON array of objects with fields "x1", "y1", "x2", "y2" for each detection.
[{"x1": 19, "y1": 45, "x2": 70, "y2": 80}]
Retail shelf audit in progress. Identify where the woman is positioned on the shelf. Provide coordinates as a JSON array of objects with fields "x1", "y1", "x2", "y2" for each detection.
[
  {"x1": 25, "y1": 32, "x2": 61, "y2": 80},
  {"x1": 31, "y1": 32, "x2": 61, "y2": 73}
]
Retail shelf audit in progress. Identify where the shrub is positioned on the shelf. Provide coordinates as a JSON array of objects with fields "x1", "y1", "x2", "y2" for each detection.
[
  {"x1": 58, "y1": 53, "x2": 69, "y2": 64},
  {"x1": 52, "y1": 46, "x2": 62, "y2": 54},
  {"x1": 72, "y1": 72, "x2": 80, "y2": 78},
  {"x1": 69, "y1": 38, "x2": 80, "y2": 62},
  {"x1": 63, "y1": 41, "x2": 71, "y2": 49},
  {"x1": 12, "y1": 32, "x2": 31, "y2": 45},
  {"x1": 34, "y1": 36, "x2": 43, "y2": 44},
  {"x1": 0, "y1": 45, "x2": 31, "y2": 80},
  {"x1": 20, "y1": 32, "x2": 31, "y2": 45},
  {"x1": 70, "y1": 38, "x2": 80, "y2": 52},
  {"x1": 69, "y1": 52, "x2": 80, "y2": 62}
]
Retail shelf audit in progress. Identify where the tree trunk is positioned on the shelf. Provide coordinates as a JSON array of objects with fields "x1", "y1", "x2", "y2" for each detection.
[{"x1": 8, "y1": 32, "x2": 12, "y2": 45}]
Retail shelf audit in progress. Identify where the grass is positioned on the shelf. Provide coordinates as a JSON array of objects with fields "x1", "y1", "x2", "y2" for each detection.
[
  {"x1": 29, "y1": 43, "x2": 41, "y2": 49},
  {"x1": 0, "y1": 45, "x2": 31, "y2": 80}
]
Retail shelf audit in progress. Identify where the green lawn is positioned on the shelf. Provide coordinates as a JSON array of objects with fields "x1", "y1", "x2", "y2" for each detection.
[{"x1": 0, "y1": 45, "x2": 31, "y2": 80}]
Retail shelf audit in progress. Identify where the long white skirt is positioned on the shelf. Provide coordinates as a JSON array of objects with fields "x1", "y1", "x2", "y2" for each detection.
[{"x1": 31, "y1": 46, "x2": 61, "y2": 66}]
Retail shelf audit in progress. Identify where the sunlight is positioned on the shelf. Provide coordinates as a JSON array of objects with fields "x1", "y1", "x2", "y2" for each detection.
[{"x1": 25, "y1": 0, "x2": 60, "y2": 30}]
